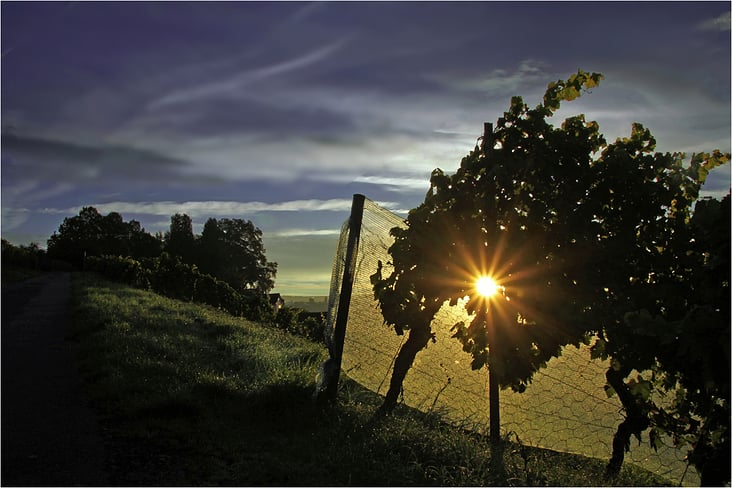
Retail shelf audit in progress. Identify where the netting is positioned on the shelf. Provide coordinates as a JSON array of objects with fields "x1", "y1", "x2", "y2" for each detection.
[{"x1": 324, "y1": 196, "x2": 699, "y2": 486}]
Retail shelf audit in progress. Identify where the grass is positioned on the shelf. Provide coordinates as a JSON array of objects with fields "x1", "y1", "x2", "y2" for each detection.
[{"x1": 70, "y1": 272, "x2": 671, "y2": 486}]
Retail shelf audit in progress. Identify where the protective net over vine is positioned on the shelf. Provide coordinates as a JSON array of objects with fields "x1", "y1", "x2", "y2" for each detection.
[{"x1": 325, "y1": 196, "x2": 698, "y2": 486}]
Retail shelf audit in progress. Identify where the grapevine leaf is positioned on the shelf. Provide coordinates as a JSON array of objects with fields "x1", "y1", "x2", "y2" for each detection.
[
  {"x1": 590, "y1": 337, "x2": 607, "y2": 360},
  {"x1": 649, "y1": 428, "x2": 663, "y2": 452},
  {"x1": 629, "y1": 378, "x2": 653, "y2": 402}
]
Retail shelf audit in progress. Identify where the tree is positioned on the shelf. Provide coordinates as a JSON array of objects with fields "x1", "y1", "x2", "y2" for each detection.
[
  {"x1": 575, "y1": 126, "x2": 729, "y2": 482},
  {"x1": 2, "y1": 239, "x2": 45, "y2": 270},
  {"x1": 371, "y1": 70, "x2": 730, "y2": 482},
  {"x1": 127, "y1": 219, "x2": 164, "y2": 259},
  {"x1": 48, "y1": 206, "x2": 104, "y2": 267},
  {"x1": 47, "y1": 206, "x2": 162, "y2": 267},
  {"x1": 198, "y1": 217, "x2": 226, "y2": 276},
  {"x1": 590, "y1": 185, "x2": 730, "y2": 483},
  {"x1": 668, "y1": 195, "x2": 730, "y2": 486},
  {"x1": 164, "y1": 213, "x2": 196, "y2": 264},
  {"x1": 197, "y1": 218, "x2": 277, "y2": 294},
  {"x1": 372, "y1": 70, "x2": 606, "y2": 413}
]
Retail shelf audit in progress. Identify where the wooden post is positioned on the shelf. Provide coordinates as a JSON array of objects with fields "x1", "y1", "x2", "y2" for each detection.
[
  {"x1": 481, "y1": 122, "x2": 493, "y2": 154},
  {"x1": 482, "y1": 121, "x2": 500, "y2": 443},
  {"x1": 487, "y1": 303, "x2": 501, "y2": 444},
  {"x1": 488, "y1": 355, "x2": 501, "y2": 443},
  {"x1": 323, "y1": 194, "x2": 366, "y2": 401}
]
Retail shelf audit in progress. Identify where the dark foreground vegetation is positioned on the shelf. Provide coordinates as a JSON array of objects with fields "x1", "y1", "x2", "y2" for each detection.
[{"x1": 70, "y1": 272, "x2": 669, "y2": 486}]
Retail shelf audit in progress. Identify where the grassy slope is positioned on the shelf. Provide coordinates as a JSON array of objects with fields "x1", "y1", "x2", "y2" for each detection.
[{"x1": 71, "y1": 273, "x2": 670, "y2": 486}]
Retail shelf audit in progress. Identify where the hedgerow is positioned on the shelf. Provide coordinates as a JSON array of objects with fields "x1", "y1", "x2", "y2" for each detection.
[
  {"x1": 86, "y1": 253, "x2": 269, "y2": 322},
  {"x1": 84, "y1": 254, "x2": 322, "y2": 341}
]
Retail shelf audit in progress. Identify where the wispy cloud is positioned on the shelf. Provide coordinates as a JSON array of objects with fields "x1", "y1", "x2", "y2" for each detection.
[
  {"x1": 40, "y1": 199, "x2": 402, "y2": 217},
  {"x1": 269, "y1": 228, "x2": 342, "y2": 237},
  {"x1": 430, "y1": 59, "x2": 552, "y2": 95},
  {"x1": 353, "y1": 175, "x2": 430, "y2": 191},
  {"x1": 698, "y1": 11, "x2": 730, "y2": 31},
  {"x1": 148, "y1": 37, "x2": 351, "y2": 109},
  {"x1": 1, "y1": 133, "x2": 189, "y2": 182}
]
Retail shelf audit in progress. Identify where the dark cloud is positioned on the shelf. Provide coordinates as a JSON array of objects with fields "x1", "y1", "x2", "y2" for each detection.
[
  {"x1": 1, "y1": 132, "x2": 189, "y2": 183},
  {"x1": 141, "y1": 97, "x2": 359, "y2": 140}
]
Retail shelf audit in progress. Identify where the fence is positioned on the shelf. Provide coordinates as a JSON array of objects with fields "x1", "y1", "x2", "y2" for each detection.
[{"x1": 324, "y1": 194, "x2": 698, "y2": 486}]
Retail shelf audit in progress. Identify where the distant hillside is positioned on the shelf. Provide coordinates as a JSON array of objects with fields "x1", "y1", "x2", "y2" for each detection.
[{"x1": 283, "y1": 296, "x2": 328, "y2": 313}]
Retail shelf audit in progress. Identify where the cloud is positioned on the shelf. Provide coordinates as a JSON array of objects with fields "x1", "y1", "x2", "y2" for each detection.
[
  {"x1": 148, "y1": 37, "x2": 351, "y2": 109},
  {"x1": 40, "y1": 199, "x2": 402, "y2": 217},
  {"x1": 1, "y1": 207, "x2": 32, "y2": 232},
  {"x1": 698, "y1": 11, "x2": 731, "y2": 31},
  {"x1": 269, "y1": 228, "x2": 342, "y2": 238},
  {"x1": 429, "y1": 60, "x2": 553, "y2": 96},
  {"x1": 1, "y1": 133, "x2": 190, "y2": 183},
  {"x1": 352, "y1": 175, "x2": 431, "y2": 192},
  {"x1": 128, "y1": 96, "x2": 359, "y2": 140}
]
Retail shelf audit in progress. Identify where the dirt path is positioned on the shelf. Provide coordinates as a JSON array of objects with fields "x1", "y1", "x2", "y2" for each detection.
[{"x1": 2, "y1": 272, "x2": 109, "y2": 486}]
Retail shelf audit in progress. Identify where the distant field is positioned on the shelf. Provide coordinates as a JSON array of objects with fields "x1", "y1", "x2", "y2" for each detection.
[{"x1": 283, "y1": 295, "x2": 328, "y2": 313}]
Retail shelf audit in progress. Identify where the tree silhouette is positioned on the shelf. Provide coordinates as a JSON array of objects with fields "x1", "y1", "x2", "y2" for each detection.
[
  {"x1": 197, "y1": 218, "x2": 277, "y2": 294},
  {"x1": 47, "y1": 206, "x2": 161, "y2": 267},
  {"x1": 164, "y1": 213, "x2": 196, "y2": 264},
  {"x1": 371, "y1": 70, "x2": 730, "y2": 482}
]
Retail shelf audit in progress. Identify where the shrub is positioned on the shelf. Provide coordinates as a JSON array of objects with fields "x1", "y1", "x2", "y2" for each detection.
[
  {"x1": 86, "y1": 253, "x2": 275, "y2": 324},
  {"x1": 2, "y1": 239, "x2": 43, "y2": 270},
  {"x1": 85, "y1": 254, "x2": 327, "y2": 344},
  {"x1": 86, "y1": 255, "x2": 151, "y2": 289},
  {"x1": 273, "y1": 307, "x2": 325, "y2": 343}
]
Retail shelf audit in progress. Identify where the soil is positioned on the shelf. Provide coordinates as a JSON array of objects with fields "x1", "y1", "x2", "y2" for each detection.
[{"x1": 1, "y1": 272, "x2": 108, "y2": 486}]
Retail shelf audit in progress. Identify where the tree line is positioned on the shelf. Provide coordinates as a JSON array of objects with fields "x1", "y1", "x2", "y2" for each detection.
[
  {"x1": 3, "y1": 207, "x2": 325, "y2": 342},
  {"x1": 44, "y1": 206, "x2": 277, "y2": 295}
]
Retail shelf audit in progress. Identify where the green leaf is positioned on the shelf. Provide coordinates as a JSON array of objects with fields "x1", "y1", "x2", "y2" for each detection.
[
  {"x1": 590, "y1": 337, "x2": 607, "y2": 360},
  {"x1": 610, "y1": 358, "x2": 623, "y2": 371},
  {"x1": 649, "y1": 428, "x2": 664, "y2": 452},
  {"x1": 628, "y1": 378, "x2": 653, "y2": 402}
]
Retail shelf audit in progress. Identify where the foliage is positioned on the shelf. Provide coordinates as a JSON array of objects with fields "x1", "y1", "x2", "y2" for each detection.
[
  {"x1": 47, "y1": 206, "x2": 162, "y2": 267},
  {"x1": 2, "y1": 239, "x2": 45, "y2": 269},
  {"x1": 572, "y1": 125, "x2": 729, "y2": 481},
  {"x1": 85, "y1": 253, "x2": 270, "y2": 322},
  {"x1": 273, "y1": 306, "x2": 325, "y2": 342},
  {"x1": 45, "y1": 207, "x2": 278, "y2": 295},
  {"x1": 1, "y1": 239, "x2": 50, "y2": 284},
  {"x1": 85, "y1": 254, "x2": 151, "y2": 289},
  {"x1": 85, "y1": 252, "x2": 301, "y2": 331},
  {"x1": 164, "y1": 213, "x2": 196, "y2": 264},
  {"x1": 69, "y1": 272, "x2": 670, "y2": 486},
  {"x1": 593, "y1": 194, "x2": 730, "y2": 484},
  {"x1": 371, "y1": 70, "x2": 607, "y2": 411},
  {"x1": 371, "y1": 69, "x2": 730, "y2": 482},
  {"x1": 197, "y1": 217, "x2": 278, "y2": 294}
]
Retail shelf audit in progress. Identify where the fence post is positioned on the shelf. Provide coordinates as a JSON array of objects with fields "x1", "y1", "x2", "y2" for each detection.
[
  {"x1": 322, "y1": 193, "x2": 366, "y2": 402},
  {"x1": 488, "y1": 306, "x2": 501, "y2": 444},
  {"x1": 482, "y1": 121, "x2": 501, "y2": 444}
]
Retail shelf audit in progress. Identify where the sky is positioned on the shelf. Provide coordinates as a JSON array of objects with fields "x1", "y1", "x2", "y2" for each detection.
[{"x1": 2, "y1": 1, "x2": 730, "y2": 296}]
